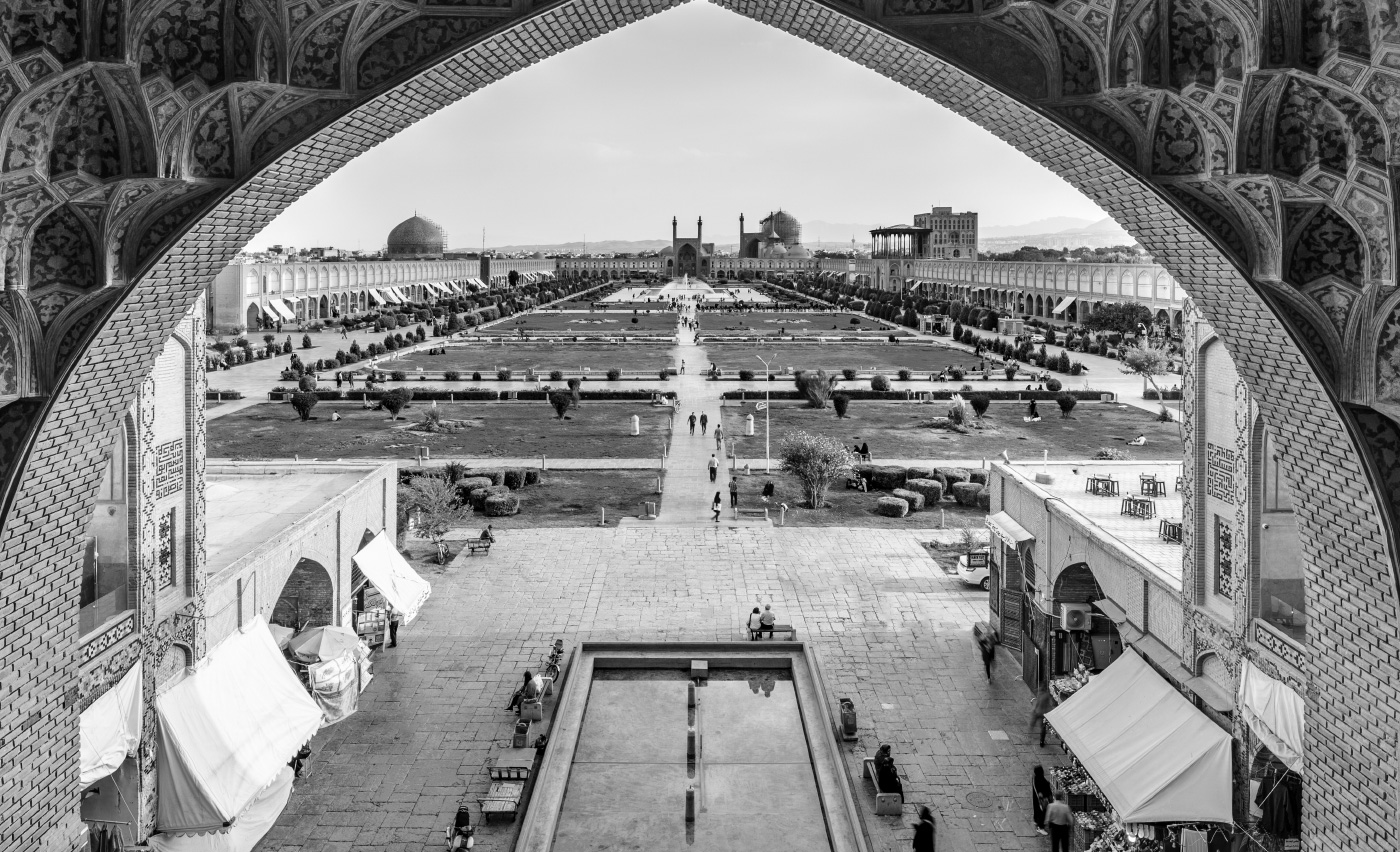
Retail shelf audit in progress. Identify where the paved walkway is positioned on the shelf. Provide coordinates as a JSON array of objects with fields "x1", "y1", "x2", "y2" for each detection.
[{"x1": 254, "y1": 527, "x2": 1063, "y2": 852}]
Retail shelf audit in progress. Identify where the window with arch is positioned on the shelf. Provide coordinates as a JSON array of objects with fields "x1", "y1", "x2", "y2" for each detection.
[
  {"x1": 81, "y1": 422, "x2": 132, "y2": 636},
  {"x1": 1256, "y1": 428, "x2": 1305, "y2": 643}
]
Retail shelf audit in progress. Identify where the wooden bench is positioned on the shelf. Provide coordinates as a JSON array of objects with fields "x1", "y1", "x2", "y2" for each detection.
[
  {"x1": 749, "y1": 623, "x2": 797, "y2": 640},
  {"x1": 862, "y1": 757, "x2": 904, "y2": 815},
  {"x1": 737, "y1": 507, "x2": 768, "y2": 520},
  {"x1": 480, "y1": 781, "x2": 524, "y2": 821},
  {"x1": 467, "y1": 539, "x2": 492, "y2": 556}
]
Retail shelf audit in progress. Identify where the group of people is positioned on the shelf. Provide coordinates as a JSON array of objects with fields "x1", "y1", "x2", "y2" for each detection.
[
  {"x1": 708, "y1": 474, "x2": 776, "y2": 521},
  {"x1": 745, "y1": 604, "x2": 779, "y2": 638}
]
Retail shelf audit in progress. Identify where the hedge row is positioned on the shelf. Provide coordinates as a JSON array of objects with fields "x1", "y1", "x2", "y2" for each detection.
[
  {"x1": 721, "y1": 389, "x2": 1109, "y2": 401},
  {"x1": 271, "y1": 388, "x2": 676, "y2": 402}
]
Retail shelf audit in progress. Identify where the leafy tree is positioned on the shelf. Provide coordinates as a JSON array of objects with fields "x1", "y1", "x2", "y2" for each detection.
[
  {"x1": 1120, "y1": 343, "x2": 1170, "y2": 403},
  {"x1": 297, "y1": 374, "x2": 316, "y2": 392},
  {"x1": 779, "y1": 431, "x2": 855, "y2": 509},
  {"x1": 302, "y1": 334, "x2": 313, "y2": 349},
  {"x1": 549, "y1": 392, "x2": 572, "y2": 419},
  {"x1": 382, "y1": 387, "x2": 412, "y2": 420},
  {"x1": 793, "y1": 369, "x2": 838, "y2": 409},
  {"x1": 1056, "y1": 392, "x2": 1078, "y2": 418},
  {"x1": 1084, "y1": 302, "x2": 1153, "y2": 336},
  {"x1": 399, "y1": 476, "x2": 468, "y2": 563},
  {"x1": 871, "y1": 374, "x2": 891, "y2": 392},
  {"x1": 290, "y1": 391, "x2": 318, "y2": 421},
  {"x1": 508, "y1": 269, "x2": 520, "y2": 287},
  {"x1": 832, "y1": 393, "x2": 850, "y2": 419},
  {"x1": 969, "y1": 393, "x2": 991, "y2": 419}
]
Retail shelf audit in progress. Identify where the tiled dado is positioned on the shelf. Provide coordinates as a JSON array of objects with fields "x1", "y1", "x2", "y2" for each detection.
[
  {"x1": 79, "y1": 612, "x2": 135, "y2": 666},
  {"x1": 1253, "y1": 619, "x2": 1306, "y2": 675},
  {"x1": 70, "y1": 613, "x2": 139, "y2": 713}
]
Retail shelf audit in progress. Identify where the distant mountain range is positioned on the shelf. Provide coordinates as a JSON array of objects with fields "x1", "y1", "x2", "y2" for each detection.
[{"x1": 454, "y1": 215, "x2": 1137, "y2": 255}]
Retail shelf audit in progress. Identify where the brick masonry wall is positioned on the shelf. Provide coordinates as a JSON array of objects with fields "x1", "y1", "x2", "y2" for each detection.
[{"x1": 0, "y1": 0, "x2": 1397, "y2": 847}]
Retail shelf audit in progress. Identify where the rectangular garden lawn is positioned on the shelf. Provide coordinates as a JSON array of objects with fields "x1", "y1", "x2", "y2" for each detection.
[
  {"x1": 208, "y1": 401, "x2": 671, "y2": 460},
  {"x1": 701, "y1": 342, "x2": 979, "y2": 374},
  {"x1": 492, "y1": 310, "x2": 676, "y2": 334},
  {"x1": 369, "y1": 342, "x2": 681, "y2": 375},
  {"x1": 727, "y1": 471, "x2": 987, "y2": 529},
  {"x1": 721, "y1": 400, "x2": 1180, "y2": 461},
  {"x1": 698, "y1": 311, "x2": 909, "y2": 337}
]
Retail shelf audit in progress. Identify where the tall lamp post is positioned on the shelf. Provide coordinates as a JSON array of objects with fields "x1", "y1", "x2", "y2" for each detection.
[{"x1": 756, "y1": 354, "x2": 776, "y2": 472}]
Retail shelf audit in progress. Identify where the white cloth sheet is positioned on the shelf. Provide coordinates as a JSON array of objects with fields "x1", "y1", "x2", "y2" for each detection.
[
  {"x1": 80, "y1": 660, "x2": 142, "y2": 786},
  {"x1": 351, "y1": 530, "x2": 431, "y2": 623}
]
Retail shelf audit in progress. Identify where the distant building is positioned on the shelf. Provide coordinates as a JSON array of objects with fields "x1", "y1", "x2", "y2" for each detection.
[
  {"x1": 871, "y1": 206, "x2": 978, "y2": 262},
  {"x1": 387, "y1": 214, "x2": 447, "y2": 260},
  {"x1": 660, "y1": 216, "x2": 714, "y2": 278},
  {"x1": 737, "y1": 210, "x2": 811, "y2": 260}
]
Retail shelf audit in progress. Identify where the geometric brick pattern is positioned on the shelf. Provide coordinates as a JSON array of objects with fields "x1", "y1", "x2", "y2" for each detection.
[{"x1": 1, "y1": 1, "x2": 1399, "y2": 848}]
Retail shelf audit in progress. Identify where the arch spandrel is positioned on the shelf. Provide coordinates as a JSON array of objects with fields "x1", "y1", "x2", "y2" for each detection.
[{"x1": 2, "y1": 0, "x2": 1400, "y2": 846}]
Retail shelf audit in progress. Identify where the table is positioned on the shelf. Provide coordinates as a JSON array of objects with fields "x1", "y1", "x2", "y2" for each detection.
[
  {"x1": 1159, "y1": 518, "x2": 1183, "y2": 542},
  {"x1": 1139, "y1": 476, "x2": 1166, "y2": 497},
  {"x1": 1085, "y1": 476, "x2": 1119, "y2": 496},
  {"x1": 1121, "y1": 497, "x2": 1156, "y2": 519}
]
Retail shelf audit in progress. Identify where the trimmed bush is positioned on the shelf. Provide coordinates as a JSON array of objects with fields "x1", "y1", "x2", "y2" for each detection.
[
  {"x1": 738, "y1": 369, "x2": 755, "y2": 381},
  {"x1": 444, "y1": 370, "x2": 461, "y2": 382},
  {"x1": 968, "y1": 470, "x2": 989, "y2": 486},
  {"x1": 906, "y1": 466, "x2": 938, "y2": 481},
  {"x1": 503, "y1": 469, "x2": 526, "y2": 489},
  {"x1": 468, "y1": 485, "x2": 508, "y2": 509},
  {"x1": 550, "y1": 370, "x2": 564, "y2": 381},
  {"x1": 497, "y1": 368, "x2": 513, "y2": 381},
  {"x1": 483, "y1": 492, "x2": 521, "y2": 517},
  {"x1": 1046, "y1": 378, "x2": 1062, "y2": 392},
  {"x1": 950, "y1": 481, "x2": 982, "y2": 506},
  {"x1": 390, "y1": 370, "x2": 408, "y2": 382},
  {"x1": 870, "y1": 374, "x2": 891, "y2": 392},
  {"x1": 842, "y1": 368, "x2": 857, "y2": 381},
  {"x1": 472, "y1": 371, "x2": 482, "y2": 381},
  {"x1": 892, "y1": 488, "x2": 925, "y2": 512},
  {"x1": 897, "y1": 369, "x2": 912, "y2": 381},
  {"x1": 606, "y1": 368, "x2": 622, "y2": 381},
  {"x1": 524, "y1": 469, "x2": 541, "y2": 486},
  {"x1": 1056, "y1": 392, "x2": 1078, "y2": 417},
  {"x1": 976, "y1": 486, "x2": 992, "y2": 511},
  {"x1": 936, "y1": 467, "x2": 971, "y2": 488},
  {"x1": 832, "y1": 393, "x2": 850, "y2": 419},
  {"x1": 875, "y1": 496, "x2": 910, "y2": 518},
  {"x1": 868, "y1": 465, "x2": 908, "y2": 490},
  {"x1": 904, "y1": 478, "x2": 944, "y2": 504},
  {"x1": 456, "y1": 476, "x2": 493, "y2": 495},
  {"x1": 465, "y1": 469, "x2": 505, "y2": 486}
]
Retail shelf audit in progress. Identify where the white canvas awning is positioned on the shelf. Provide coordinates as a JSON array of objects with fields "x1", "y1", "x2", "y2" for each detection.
[
  {"x1": 1238, "y1": 658, "x2": 1305, "y2": 772},
  {"x1": 147, "y1": 766, "x2": 294, "y2": 852},
  {"x1": 268, "y1": 299, "x2": 296, "y2": 321},
  {"x1": 986, "y1": 511, "x2": 1034, "y2": 551},
  {"x1": 392, "y1": 286, "x2": 411, "y2": 302},
  {"x1": 81, "y1": 660, "x2": 142, "y2": 786},
  {"x1": 367, "y1": 289, "x2": 385, "y2": 306},
  {"x1": 154, "y1": 616, "x2": 322, "y2": 835},
  {"x1": 1045, "y1": 649, "x2": 1233, "y2": 823},
  {"x1": 256, "y1": 303, "x2": 279, "y2": 323},
  {"x1": 352, "y1": 530, "x2": 432, "y2": 624},
  {"x1": 1052, "y1": 296, "x2": 1077, "y2": 315}
]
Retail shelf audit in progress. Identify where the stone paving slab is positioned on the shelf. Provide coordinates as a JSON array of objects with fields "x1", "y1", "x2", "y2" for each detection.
[{"x1": 254, "y1": 526, "x2": 1064, "y2": 852}]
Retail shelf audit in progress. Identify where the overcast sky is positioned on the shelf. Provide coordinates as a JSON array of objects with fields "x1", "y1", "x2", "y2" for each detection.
[{"x1": 247, "y1": 1, "x2": 1110, "y2": 251}]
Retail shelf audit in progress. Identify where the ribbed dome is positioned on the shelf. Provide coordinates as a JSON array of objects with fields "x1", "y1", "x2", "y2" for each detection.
[
  {"x1": 760, "y1": 210, "x2": 801, "y2": 247},
  {"x1": 759, "y1": 241, "x2": 788, "y2": 259},
  {"x1": 387, "y1": 215, "x2": 445, "y2": 257},
  {"x1": 658, "y1": 246, "x2": 675, "y2": 257},
  {"x1": 785, "y1": 245, "x2": 812, "y2": 259}
]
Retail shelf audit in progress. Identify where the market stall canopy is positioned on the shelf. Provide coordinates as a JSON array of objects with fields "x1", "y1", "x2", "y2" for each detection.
[
  {"x1": 352, "y1": 530, "x2": 432, "y2": 624},
  {"x1": 268, "y1": 299, "x2": 296, "y2": 321},
  {"x1": 288, "y1": 625, "x2": 360, "y2": 664},
  {"x1": 1238, "y1": 659, "x2": 1305, "y2": 772},
  {"x1": 367, "y1": 289, "x2": 385, "y2": 306},
  {"x1": 1044, "y1": 649, "x2": 1232, "y2": 823},
  {"x1": 154, "y1": 616, "x2": 322, "y2": 835},
  {"x1": 147, "y1": 766, "x2": 294, "y2": 852},
  {"x1": 986, "y1": 511, "x2": 1034, "y2": 550},
  {"x1": 80, "y1": 661, "x2": 142, "y2": 786},
  {"x1": 267, "y1": 623, "x2": 294, "y2": 651},
  {"x1": 1052, "y1": 296, "x2": 1077, "y2": 315}
]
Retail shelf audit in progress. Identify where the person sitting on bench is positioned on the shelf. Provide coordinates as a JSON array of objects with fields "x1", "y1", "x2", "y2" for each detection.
[
  {"x1": 760, "y1": 481, "x2": 776, "y2": 503},
  {"x1": 747, "y1": 607, "x2": 764, "y2": 640},
  {"x1": 874, "y1": 744, "x2": 904, "y2": 801},
  {"x1": 480, "y1": 525, "x2": 496, "y2": 544},
  {"x1": 759, "y1": 604, "x2": 777, "y2": 638},
  {"x1": 506, "y1": 670, "x2": 544, "y2": 715}
]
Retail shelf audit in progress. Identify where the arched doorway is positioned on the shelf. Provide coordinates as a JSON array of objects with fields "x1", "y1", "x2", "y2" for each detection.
[
  {"x1": 271, "y1": 558, "x2": 336, "y2": 631},
  {"x1": 246, "y1": 304, "x2": 261, "y2": 331}
]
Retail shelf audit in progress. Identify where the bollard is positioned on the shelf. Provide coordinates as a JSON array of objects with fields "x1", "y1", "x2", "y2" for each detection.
[
  {"x1": 685, "y1": 787, "x2": 696, "y2": 823},
  {"x1": 779, "y1": 505, "x2": 787, "y2": 527},
  {"x1": 598, "y1": 507, "x2": 607, "y2": 526},
  {"x1": 687, "y1": 728, "x2": 696, "y2": 758},
  {"x1": 656, "y1": 476, "x2": 663, "y2": 494},
  {"x1": 688, "y1": 683, "x2": 696, "y2": 707},
  {"x1": 631, "y1": 414, "x2": 640, "y2": 436},
  {"x1": 541, "y1": 453, "x2": 547, "y2": 471},
  {"x1": 745, "y1": 413, "x2": 755, "y2": 436},
  {"x1": 744, "y1": 463, "x2": 751, "y2": 476},
  {"x1": 421, "y1": 446, "x2": 430, "y2": 460}
]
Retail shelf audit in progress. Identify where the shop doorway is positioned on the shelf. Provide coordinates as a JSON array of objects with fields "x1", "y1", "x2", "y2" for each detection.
[{"x1": 271, "y1": 558, "x2": 335, "y2": 630}]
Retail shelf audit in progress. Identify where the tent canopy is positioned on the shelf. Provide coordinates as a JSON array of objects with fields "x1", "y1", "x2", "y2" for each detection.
[
  {"x1": 147, "y1": 766, "x2": 294, "y2": 852},
  {"x1": 986, "y1": 511, "x2": 1034, "y2": 551},
  {"x1": 288, "y1": 625, "x2": 360, "y2": 664},
  {"x1": 1238, "y1": 659, "x2": 1305, "y2": 772},
  {"x1": 352, "y1": 530, "x2": 432, "y2": 623},
  {"x1": 268, "y1": 299, "x2": 296, "y2": 321},
  {"x1": 1052, "y1": 296, "x2": 1077, "y2": 315},
  {"x1": 155, "y1": 616, "x2": 322, "y2": 835},
  {"x1": 80, "y1": 660, "x2": 142, "y2": 786},
  {"x1": 1044, "y1": 649, "x2": 1233, "y2": 823}
]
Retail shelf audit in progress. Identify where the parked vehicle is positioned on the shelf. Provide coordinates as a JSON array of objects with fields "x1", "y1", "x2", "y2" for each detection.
[{"x1": 957, "y1": 551, "x2": 991, "y2": 591}]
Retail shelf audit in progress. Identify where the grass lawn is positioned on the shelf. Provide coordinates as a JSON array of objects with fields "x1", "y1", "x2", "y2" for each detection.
[
  {"x1": 729, "y1": 470, "x2": 988, "y2": 529},
  {"x1": 208, "y1": 401, "x2": 671, "y2": 460},
  {"x1": 701, "y1": 342, "x2": 978, "y2": 374},
  {"x1": 721, "y1": 400, "x2": 1180, "y2": 461},
  {"x1": 493, "y1": 311, "x2": 676, "y2": 334},
  {"x1": 369, "y1": 342, "x2": 680, "y2": 374},
  {"x1": 697, "y1": 311, "x2": 909, "y2": 337}
]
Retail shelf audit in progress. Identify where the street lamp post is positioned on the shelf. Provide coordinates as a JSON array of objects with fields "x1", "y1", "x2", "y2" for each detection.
[{"x1": 756, "y1": 354, "x2": 776, "y2": 472}]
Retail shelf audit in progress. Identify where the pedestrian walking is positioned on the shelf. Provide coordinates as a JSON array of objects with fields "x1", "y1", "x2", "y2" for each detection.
[
  {"x1": 708, "y1": 454, "x2": 719, "y2": 482},
  {"x1": 689, "y1": 412, "x2": 697, "y2": 435},
  {"x1": 1045, "y1": 792, "x2": 1073, "y2": 852},
  {"x1": 711, "y1": 492, "x2": 722, "y2": 522},
  {"x1": 347, "y1": 373, "x2": 355, "y2": 389},
  {"x1": 1032, "y1": 766, "x2": 1053, "y2": 835},
  {"x1": 387, "y1": 605, "x2": 401, "y2": 648},
  {"x1": 714, "y1": 426, "x2": 724, "y2": 450},
  {"x1": 335, "y1": 372, "x2": 343, "y2": 389},
  {"x1": 729, "y1": 476, "x2": 739, "y2": 508},
  {"x1": 912, "y1": 806, "x2": 936, "y2": 852},
  {"x1": 699, "y1": 413, "x2": 708, "y2": 435},
  {"x1": 978, "y1": 626, "x2": 997, "y2": 679},
  {"x1": 681, "y1": 359, "x2": 686, "y2": 374},
  {"x1": 1029, "y1": 684, "x2": 1054, "y2": 747}
]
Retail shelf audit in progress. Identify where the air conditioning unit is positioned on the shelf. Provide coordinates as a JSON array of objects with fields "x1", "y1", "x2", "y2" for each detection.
[{"x1": 1061, "y1": 604, "x2": 1092, "y2": 632}]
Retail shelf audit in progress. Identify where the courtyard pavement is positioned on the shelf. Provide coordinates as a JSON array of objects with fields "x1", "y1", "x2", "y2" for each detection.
[{"x1": 254, "y1": 526, "x2": 1063, "y2": 852}]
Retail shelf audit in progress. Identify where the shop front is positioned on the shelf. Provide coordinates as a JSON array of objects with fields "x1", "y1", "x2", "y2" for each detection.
[
  {"x1": 1237, "y1": 660, "x2": 1305, "y2": 848},
  {"x1": 350, "y1": 530, "x2": 432, "y2": 647},
  {"x1": 79, "y1": 662, "x2": 144, "y2": 847},
  {"x1": 986, "y1": 511, "x2": 1035, "y2": 656}
]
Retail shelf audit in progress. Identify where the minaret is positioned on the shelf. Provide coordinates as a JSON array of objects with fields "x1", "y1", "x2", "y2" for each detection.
[
  {"x1": 739, "y1": 213, "x2": 746, "y2": 257},
  {"x1": 672, "y1": 216, "x2": 678, "y2": 242},
  {"x1": 697, "y1": 216, "x2": 703, "y2": 244}
]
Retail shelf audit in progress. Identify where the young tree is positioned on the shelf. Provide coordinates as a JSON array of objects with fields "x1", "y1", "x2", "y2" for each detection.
[
  {"x1": 302, "y1": 334, "x2": 313, "y2": 349},
  {"x1": 382, "y1": 387, "x2": 411, "y2": 420},
  {"x1": 1084, "y1": 302, "x2": 1153, "y2": 336},
  {"x1": 1120, "y1": 343, "x2": 1171, "y2": 404},
  {"x1": 779, "y1": 431, "x2": 856, "y2": 509},
  {"x1": 290, "y1": 391, "x2": 318, "y2": 421},
  {"x1": 794, "y1": 369, "x2": 838, "y2": 409},
  {"x1": 549, "y1": 392, "x2": 572, "y2": 419},
  {"x1": 399, "y1": 476, "x2": 468, "y2": 563},
  {"x1": 832, "y1": 393, "x2": 850, "y2": 419},
  {"x1": 969, "y1": 393, "x2": 991, "y2": 419},
  {"x1": 1056, "y1": 392, "x2": 1078, "y2": 418}
]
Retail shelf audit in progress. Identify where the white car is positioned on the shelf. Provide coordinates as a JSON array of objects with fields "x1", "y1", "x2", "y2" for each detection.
[
  {"x1": 956, "y1": 552, "x2": 991, "y2": 591},
  {"x1": 1029, "y1": 333, "x2": 1046, "y2": 344}
]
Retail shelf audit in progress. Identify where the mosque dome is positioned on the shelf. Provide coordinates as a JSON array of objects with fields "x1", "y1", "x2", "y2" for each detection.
[
  {"x1": 759, "y1": 241, "x2": 789, "y2": 259},
  {"x1": 785, "y1": 245, "x2": 812, "y2": 259},
  {"x1": 658, "y1": 246, "x2": 675, "y2": 257},
  {"x1": 760, "y1": 210, "x2": 802, "y2": 247},
  {"x1": 531, "y1": 251, "x2": 545, "y2": 259},
  {"x1": 387, "y1": 215, "x2": 446, "y2": 258}
]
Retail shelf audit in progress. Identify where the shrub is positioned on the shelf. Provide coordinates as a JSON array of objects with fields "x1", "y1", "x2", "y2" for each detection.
[
  {"x1": 497, "y1": 368, "x2": 512, "y2": 381},
  {"x1": 969, "y1": 393, "x2": 991, "y2": 419},
  {"x1": 892, "y1": 488, "x2": 925, "y2": 512},
  {"x1": 870, "y1": 374, "x2": 891, "y2": 392},
  {"x1": 290, "y1": 392, "x2": 318, "y2": 421},
  {"x1": 1070, "y1": 362, "x2": 1084, "y2": 376},
  {"x1": 1056, "y1": 392, "x2": 1078, "y2": 417},
  {"x1": 961, "y1": 329, "x2": 974, "y2": 345},
  {"x1": 794, "y1": 369, "x2": 838, "y2": 409},
  {"x1": 302, "y1": 334, "x2": 313, "y2": 349},
  {"x1": 524, "y1": 469, "x2": 541, "y2": 486},
  {"x1": 936, "y1": 467, "x2": 970, "y2": 489},
  {"x1": 483, "y1": 492, "x2": 520, "y2": 517},
  {"x1": 465, "y1": 469, "x2": 505, "y2": 486},
  {"x1": 952, "y1": 322, "x2": 963, "y2": 341},
  {"x1": 550, "y1": 392, "x2": 572, "y2": 419},
  {"x1": 949, "y1": 368, "x2": 965, "y2": 382},
  {"x1": 738, "y1": 369, "x2": 755, "y2": 381},
  {"x1": 898, "y1": 369, "x2": 912, "y2": 381},
  {"x1": 444, "y1": 370, "x2": 461, "y2": 382},
  {"x1": 842, "y1": 368, "x2": 857, "y2": 381},
  {"x1": 1094, "y1": 447, "x2": 1130, "y2": 461},
  {"x1": 658, "y1": 369, "x2": 670, "y2": 381},
  {"x1": 832, "y1": 393, "x2": 850, "y2": 419},
  {"x1": 1056, "y1": 351, "x2": 1072, "y2": 373},
  {"x1": 951, "y1": 481, "x2": 982, "y2": 506},
  {"x1": 455, "y1": 478, "x2": 493, "y2": 501},
  {"x1": 606, "y1": 367, "x2": 622, "y2": 381},
  {"x1": 472, "y1": 371, "x2": 482, "y2": 381},
  {"x1": 297, "y1": 374, "x2": 317, "y2": 392},
  {"x1": 391, "y1": 370, "x2": 408, "y2": 382},
  {"x1": 469, "y1": 484, "x2": 510, "y2": 509},
  {"x1": 906, "y1": 465, "x2": 937, "y2": 480},
  {"x1": 550, "y1": 370, "x2": 564, "y2": 381},
  {"x1": 876, "y1": 496, "x2": 910, "y2": 518},
  {"x1": 382, "y1": 387, "x2": 412, "y2": 420},
  {"x1": 904, "y1": 478, "x2": 944, "y2": 504},
  {"x1": 976, "y1": 487, "x2": 992, "y2": 511},
  {"x1": 779, "y1": 430, "x2": 856, "y2": 509},
  {"x1": 503, "y1": 469, "x2": 526, "y2": 489},
  {"x1": 1045, "y1": 378, "x2": 1062, "y2": 392},
  {"x1": 869, "y1": 465, "x2": 908, "y2": 490}
]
